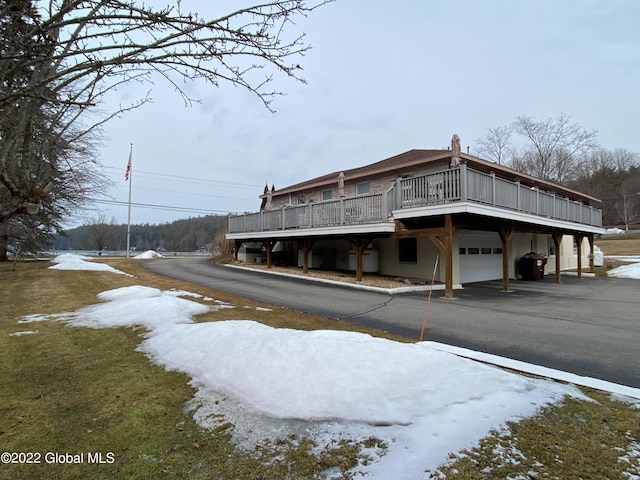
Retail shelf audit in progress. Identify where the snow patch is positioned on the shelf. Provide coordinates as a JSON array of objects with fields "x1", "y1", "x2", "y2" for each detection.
[
  {"x1": 607, "y1": 263, "x2": 640, "y2": 279},
  {"x1": 19, "y1": 284, "x2": 594, "y2": 478},
  {"x1": 49, "y1": 253, "x2": 131, "y2": 276},
  {"x1": 134, "y1": 250, "x2": 165, "y2": 259}
]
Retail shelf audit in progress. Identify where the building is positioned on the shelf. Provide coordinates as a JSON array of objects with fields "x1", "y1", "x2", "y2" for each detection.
[{"x1": 227, "y1": 135, "x2": 604, "y2": 298}]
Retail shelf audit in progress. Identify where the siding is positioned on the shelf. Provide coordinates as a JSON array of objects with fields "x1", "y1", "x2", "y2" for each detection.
[{"x1": 266, "y1": 161, "x2": 450, "y2": 210}]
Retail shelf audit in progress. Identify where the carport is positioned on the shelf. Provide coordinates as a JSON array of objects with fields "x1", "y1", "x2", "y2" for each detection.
[{"x1": 392, "y1": 211, "x2": 602, "y2": 295}]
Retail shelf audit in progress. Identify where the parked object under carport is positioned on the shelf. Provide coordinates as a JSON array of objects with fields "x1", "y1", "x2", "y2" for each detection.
[{"x1": 518, "y1": 252, "x2": 548, "y2": 280}]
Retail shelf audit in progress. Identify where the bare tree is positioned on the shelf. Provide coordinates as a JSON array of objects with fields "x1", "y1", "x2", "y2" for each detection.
[
  {"x1": 210, "y1": 229, "x2": 234, "y2": 256},
  {"x1": 569, "y1": 147, "x2": 640, "y2": 226},
  {"x1": 474, "y1": 114, "x2": 599, "y2": 184},
  {"x1": 611, "y1": 160, "x2": 640, "y2": 230},
  {"x1": 614, "y1": 183, "x2": 640, "y2": 230},
  {"x1": 86, "y1": 213, "x2": 116, "y2": 253},
  {"x1": 511, "y1": 114, "x2": 599, "y2": 183},
  {"x1": 0, "y1": 0, "x2": 327, "y2": 257},
  {"x1": 474, "y1": 125, "x2": 514, "y2": 165}
]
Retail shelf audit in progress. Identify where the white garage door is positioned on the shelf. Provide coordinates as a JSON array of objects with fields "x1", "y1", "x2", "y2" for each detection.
[{"x1": 459, "y1": 233, "x2": 503, "y2": 283}]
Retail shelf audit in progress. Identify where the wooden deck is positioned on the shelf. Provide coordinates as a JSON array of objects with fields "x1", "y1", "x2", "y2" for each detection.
[{"x1": 229, "y1": 164, "x2": 602, "y2": 234}]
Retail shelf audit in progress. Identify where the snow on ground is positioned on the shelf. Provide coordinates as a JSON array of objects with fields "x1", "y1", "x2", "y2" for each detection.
[
  {"x1": 134, "y1": 250, "x2": 165, "y2": 259},
  {"x1": 9, "y1": 330, "x2": 39, "y2": 337},
  {"x1": 12, "y1": 254, "x2": 640, "y2": 478},
  {"x1": 607, "y1": 262, "x2": 640, "y2": 279},
  {"x1": 607, "y1": 255, "x2": 640, "y2": 263},
  {"x1": 48, "y1": 253, "x2": 131, "y2": 275},
  {"x1": 16, "y1": 287, "x2": 589, "y2": 478}
]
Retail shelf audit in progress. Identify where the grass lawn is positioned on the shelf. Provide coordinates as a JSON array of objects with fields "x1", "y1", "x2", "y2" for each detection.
[
  {"x1": 596, "y1": 230, "x2": 640, "y2": 256},
  {"x1": 1, "y1": 258, "x2": 639, "y2": 479}
]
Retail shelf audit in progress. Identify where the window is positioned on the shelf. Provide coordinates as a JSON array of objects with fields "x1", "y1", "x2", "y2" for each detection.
[
  {"x1": 398, "y1": 238, "x2": 417, "y2": 263},
  {"x1": 356, "y1": 182, "x2": 370, "y2": 195},
  {"x1": 481, "y1": 247, "x2": 492, "y2": 254},
  {"x1": 459, "y1": 248, "x2": 466, "y2": 255},
  {"x1": 322, "y1": 189, "x2": 332, "y2": 201},
  {"x1": 297, "y1": 194, "x2": 305, "y2": 205}
]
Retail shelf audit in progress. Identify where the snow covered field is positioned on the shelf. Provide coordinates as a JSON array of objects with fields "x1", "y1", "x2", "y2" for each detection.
[{"x1": 9, "y1": 253, "x2": 640, "y2": 478}]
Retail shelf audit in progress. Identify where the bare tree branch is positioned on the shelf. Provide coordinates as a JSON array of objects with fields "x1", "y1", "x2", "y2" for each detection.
[
  {"x1": 0, "y1": 0, "x2": 329, "y2": 258},
  {"x1": 474, "y1": 125, "x2": 514, "y2": 165},
  {"x1": 511, "y1": 114, "x2": 599, "y2": 183}
]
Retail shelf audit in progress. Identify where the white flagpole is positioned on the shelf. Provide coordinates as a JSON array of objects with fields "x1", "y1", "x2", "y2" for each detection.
[{"x1": 126, "y1": 143, "x2": 133, "y2": 258}]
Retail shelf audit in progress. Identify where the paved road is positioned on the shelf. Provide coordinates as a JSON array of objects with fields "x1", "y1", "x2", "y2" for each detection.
[{"x1": 143, "y1": 257, "x2": 640, "y2": 388}]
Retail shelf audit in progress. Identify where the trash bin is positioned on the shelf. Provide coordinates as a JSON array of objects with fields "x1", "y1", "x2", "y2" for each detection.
[{"x1": 518, "y1": 252, "x2": 547, "y2": 280}]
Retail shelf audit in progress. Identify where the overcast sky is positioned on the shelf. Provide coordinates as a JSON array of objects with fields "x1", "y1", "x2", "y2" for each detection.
[{"x1": 86, "y1": 0, "x2": 640, "y2": 227}]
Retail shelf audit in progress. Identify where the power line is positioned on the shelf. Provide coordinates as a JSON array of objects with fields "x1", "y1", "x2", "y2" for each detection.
[
  {"x1": 103, "y1": 166, "x2": 262, "y2": 190},
  {"x1": 91, "y1": 198, "x2": 237, "y2": 215},
  {"x1": 121, "y1": 184, "x2": 256, "y2": 202}
]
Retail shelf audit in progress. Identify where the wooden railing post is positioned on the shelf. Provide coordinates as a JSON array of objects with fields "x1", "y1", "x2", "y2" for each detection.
[
  {"x1": 459, "y1": 164, "x2": 467, "y2": 201},
  {"x1": 490, "y1": 172, "x2": 496, "y2": 205},
  {"x1": 381, "y1": 190, "x2": 388, "y2": 219}
]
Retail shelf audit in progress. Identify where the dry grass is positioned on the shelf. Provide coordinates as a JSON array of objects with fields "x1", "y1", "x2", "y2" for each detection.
[
  {"x1": 429, "y1": 390, "x2": 640, "y2": 479},
  {"x1": 0, "y1": 259, "x2": 404, "y2": 480},
  {"x1": 595, "y1": 230, "x2": 640, "y2": 256},
  {"x1": 1, "y1": 258, "x2": 639, "y2": 480}
]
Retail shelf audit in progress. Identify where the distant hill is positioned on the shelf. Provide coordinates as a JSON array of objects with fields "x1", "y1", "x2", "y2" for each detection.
[{"x1": 55, "y1": 215, "x2": 228, "y2": 253}]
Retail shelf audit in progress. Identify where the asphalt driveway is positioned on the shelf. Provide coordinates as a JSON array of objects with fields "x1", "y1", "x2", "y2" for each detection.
[{"x1": 143, "y1": 257, "x2": 640, "y2": 388}]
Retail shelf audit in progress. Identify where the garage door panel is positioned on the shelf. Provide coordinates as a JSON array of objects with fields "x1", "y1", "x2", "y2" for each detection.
[
  {"x1": 460, "y1": 254, "x2": 502, "y2": 283},
  {"x1": 459, "y1": 234, "x2": 502, "y2": 283}
]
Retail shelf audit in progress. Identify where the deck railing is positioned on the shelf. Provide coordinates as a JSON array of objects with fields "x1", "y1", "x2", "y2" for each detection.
[
  {"x1": 228, "y1": 164, "x2": 602, "y2": 233},
  {"x1": 463, "y1": 168, "x2": 603, "y2": 227}
]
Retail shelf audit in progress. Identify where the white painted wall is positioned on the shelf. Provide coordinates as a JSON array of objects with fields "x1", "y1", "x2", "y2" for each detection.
[{"x1": 375, "y1": 237, "x2": 441, "y2": 281}]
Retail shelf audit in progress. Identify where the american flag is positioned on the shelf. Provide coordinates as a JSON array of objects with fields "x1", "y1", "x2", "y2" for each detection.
[{"x1": 125, "y1": 148, "x2": 132, "y2": 181}]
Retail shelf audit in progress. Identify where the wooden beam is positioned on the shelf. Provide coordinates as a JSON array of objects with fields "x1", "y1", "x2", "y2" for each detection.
[
  {"x1": 298, "y1": 239, "x2": 315, "y2": 274},
  {"x1": 262, "y1": 241, "x2": 276, "y2": 269},
  {"x1": 498, "y1": 227, "x2": 513, "y2": 292},
  {"x1": 392, "y1": 227, "x2": 451, "y2": 239},
  {"x1": 574, "y1": 234, "x2": 584, "y2": 279},
  {"x1": 443, "y1": 215, "x2": 455, "y2": 299},
  {"x1": 552, "y1": 233, "x2": 562, "y2": 284},
  {"x1": 349, "y1": 238, "x2": 372, "y2": 282},
  {"x1": 429, "y1": 236, "x2": 445, "y2": 253},
  {"x1": 234, "y1": 240, "x2": 242, "y2": 262}
]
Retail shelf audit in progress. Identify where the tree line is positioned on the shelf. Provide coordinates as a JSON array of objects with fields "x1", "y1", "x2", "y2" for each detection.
[
  {"x1": 474, "y1": 114, "x2": 640, "y2": 228},
  {"x1": 54, "y1": 215, "x2": 230, "y2": 254}
]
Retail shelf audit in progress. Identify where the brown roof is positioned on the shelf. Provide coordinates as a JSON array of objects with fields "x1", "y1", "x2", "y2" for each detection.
[
  {"x1": 266, "y1": 148, "x2": 601, "y2": 205},
  {"x1": 271, "y1": 149, "x2": 451, "y2": 196}
]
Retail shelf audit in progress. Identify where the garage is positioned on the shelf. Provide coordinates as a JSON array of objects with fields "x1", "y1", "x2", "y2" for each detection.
[{"x1": 458, "y1": 231, "x2": 504, "y2": 283}]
